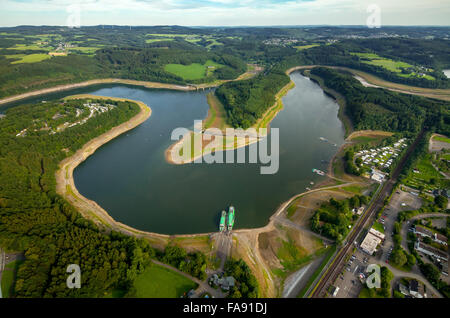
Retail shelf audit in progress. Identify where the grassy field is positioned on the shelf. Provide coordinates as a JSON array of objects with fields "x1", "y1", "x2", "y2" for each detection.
[
  {"x1": 351, "y1": 52, "x2": 434, "y2": 80},
  {"x1": 341, "y1": 185, "x2": 363, "y2": 194},
  {"x1": 132, "y1": 263, "x2": 198, "y2": 298},
  {"x1": 164, "y1": 60, "x2": 223, "y2": 81},
  {"x1": 69, "y1": 46, "x2": 103, "y2": 54},
  {"x1": 294, "y1": 44, "x2": 320, "y2": 51},
  {"x1": 5, "y1": 53, "x2": 52, "y2": 64},
  {"x1": 433, "y1": 135, "x2": 450, "y2": 144},
  {"x1": 372, "y1": 222, "x2": 385, "y2": 234},
  {"x1": 146, "y1": 38, "x2": 174, "y2": 43},
  {"x1": 404, "y1": 153, "x2": 450, "y2": 191},
  {"x1": 1, "y1": 260, "x2": 23, "y2": 298},
  {"x1": 7, "y1": 43, "x2": 52, "y2": 51}
]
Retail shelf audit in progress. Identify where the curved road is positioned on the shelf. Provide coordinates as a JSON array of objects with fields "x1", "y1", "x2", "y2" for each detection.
[{"x1": 388, "y1": 265, "x2": 443, "y2": 298}]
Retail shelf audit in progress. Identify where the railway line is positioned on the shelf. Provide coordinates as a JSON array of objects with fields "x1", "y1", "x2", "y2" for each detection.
[{"x1": 310, "y1": 129, "x2": 425, "y2": 297}]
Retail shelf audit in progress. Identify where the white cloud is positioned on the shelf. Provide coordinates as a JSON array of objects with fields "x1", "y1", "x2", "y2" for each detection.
[{"x1": 0, "y1": 0, "x2": 449, "y2": 26}]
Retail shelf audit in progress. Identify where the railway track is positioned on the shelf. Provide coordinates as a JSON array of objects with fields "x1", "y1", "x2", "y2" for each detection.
[{"x1": 310, "y1": 130, "x2": 425, "y2": 297}]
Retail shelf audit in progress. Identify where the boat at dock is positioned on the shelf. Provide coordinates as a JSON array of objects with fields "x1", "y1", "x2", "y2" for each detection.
[
  {"x1": 228, "y1": 206, "x2": 235, "y2": 231},
  {"x1": 219, "y1": 210, "x2": 226, "y2": 232},
  {"x1": 312, "y1": 168, "x2": 325, "y2": 176}
]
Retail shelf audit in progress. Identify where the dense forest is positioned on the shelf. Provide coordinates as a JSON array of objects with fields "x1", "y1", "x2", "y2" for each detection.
[
  {"x1": 215, "y1": 68, "x2": 290, "y2": 128},
  {"x1": 0, "y1": 97, "x2": 258, "y2": 297},
  {"x1": 310, "y1": 67, "x2": 450, "y2": 135},
  {"x1": 310, "y1": 195, "x2": 369, "y2": 242},
  {"x1": 0, "y1": 98, "x2": 154, "y2": 297},
  {"x1": 300, "y1": 39, "x2": 450, "y2": 88},
  {"x1": 0, "y1": 98, "x2": 216, "y2": 297},
  {"x1": 95, "y1": 44, "x2": 246, "y2": 85}
]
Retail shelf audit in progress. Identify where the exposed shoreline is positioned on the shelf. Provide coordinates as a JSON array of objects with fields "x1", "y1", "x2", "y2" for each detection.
[
  {"x1": 0, "y1": 78, "x2": 196, "y2": 106},
  {"x1": 55, "y1": 94, "x2": 172, "y2": 243},
  {"x1": 45, "y1": 65, "x2": 448, "y2": 242},
  {"x1": 0, "y1": 66, "x2": 263, "y2": 107}
]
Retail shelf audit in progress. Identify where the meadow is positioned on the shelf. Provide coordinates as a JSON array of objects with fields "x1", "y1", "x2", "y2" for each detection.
[
  {"x1": 294, "y1": 44, "x2": 320, "y2": 51},
  {"x1": 164, "y1": 59, "x2": 223, "y2": 80},
  {"x1": 132, "y1": 264, "x2": 198, "y2": 298},
  {"x1": 1, "y1": 260, "x2": 23, "y2": 298},
  {"x1": 5, "y1": 53, "x2": 51, "y2": 64},
  {"x1": 351, "y1": 52, "x2": 435, "y2": 80}
]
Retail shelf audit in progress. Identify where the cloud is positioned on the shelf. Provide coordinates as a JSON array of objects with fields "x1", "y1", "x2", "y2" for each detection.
[{"x1": 0, "y1": 0, "x2": 449, "y2": 26}]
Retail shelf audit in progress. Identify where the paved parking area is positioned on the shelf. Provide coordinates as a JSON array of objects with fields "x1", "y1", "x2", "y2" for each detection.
[{"x1": 333, "y1": 250, "x2": 367, "y2": 298}]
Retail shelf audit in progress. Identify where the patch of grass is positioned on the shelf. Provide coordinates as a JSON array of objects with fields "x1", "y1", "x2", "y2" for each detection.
[
  {"x1": 7, "y1": 43, "x2": 51, "y2": 51},
  {"x1": 297, "y1": 245, "x2": 336, "y2": 298},
  {"x1": 69, "y1": 46, "x2": 102, "y2": 54},
  {"x1": 276, "y1": 237, "x2": 311, "y2": 275},
  {"x1": 294, "y1": 44, "x2": 320, "y2": 51},
  {"x1": 351, "y1": 52, "x2": 434, "y2": 81},
  {"x1": 133, "y1": 264, "x2": 198, "y2": 298},
  {"x1": 1, "y1": 260, "x2": 24, "y2": 298},
  {"x1": 6, "y1": 53, "x2": 51, "y2": 64},
  {"x1": 145, "y1": 38, "x2": 175, "y2": 43},
  {"x1": 404, "y1": 153, "x2": 450, "y2": 191},
  {"x1": 286, "y1": 204, "x2": 298, "y2": 218},
  {"x1": 341, "y1": 185, "x2": 363, "y2": 194},
  {"x1": 164, "y1": 60, "x2": 223, "y2": 81},
  {"x1": 433, "y1": 135, "x2": 450, "y2": 144},
  {"x1": 372, "y1": 222, "x2": 385, "y2": 234}
]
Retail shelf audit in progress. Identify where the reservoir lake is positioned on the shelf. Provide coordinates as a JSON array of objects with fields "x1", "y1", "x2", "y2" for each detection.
[{"x1": 3, "y1": 72, "x2": 346, "y2": 234}]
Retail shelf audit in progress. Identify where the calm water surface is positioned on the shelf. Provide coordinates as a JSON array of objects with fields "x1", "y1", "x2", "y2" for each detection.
[{"x1": 3, "y1": 72, "x2": 345, "y2": 234}]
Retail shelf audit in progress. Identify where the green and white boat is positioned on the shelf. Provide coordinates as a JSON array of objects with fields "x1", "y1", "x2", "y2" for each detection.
[
  {"x1": 227, "y1": 206, "x2": 235, "y2": 231},
  {"x1": 219, "y1": 210, "x2": 226, "y2": 232}
]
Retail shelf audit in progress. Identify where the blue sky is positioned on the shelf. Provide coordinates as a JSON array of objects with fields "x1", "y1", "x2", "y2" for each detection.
[{"x1": 0, "y1": 0, "x2": 449, "y2": 27}]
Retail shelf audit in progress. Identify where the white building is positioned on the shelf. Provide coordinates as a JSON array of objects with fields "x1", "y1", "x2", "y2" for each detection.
[{"x1": 360, "y1": 228, "x2": 385, "y2": 255}]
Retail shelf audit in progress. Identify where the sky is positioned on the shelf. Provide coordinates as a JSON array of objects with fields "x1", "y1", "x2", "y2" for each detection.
[{"x1": 0, "y1": 0, "x2": 449, "y2": 27}]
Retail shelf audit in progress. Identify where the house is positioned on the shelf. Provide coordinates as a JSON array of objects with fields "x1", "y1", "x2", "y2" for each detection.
[
  {"x1": 398, "y1": 280, "x2": 426, "y2": 298},
  {"x1": 371, "y1": 169, "x2": 386, "y2": 183},
  {"x1": 360, "y1": 228, "x2": 385, "y2": 255},
  {"x1": 414, "y1": 226, "x2": 434, "y2": 239},
  {"x1": 187, "y1": 289, "x2": 196, "y2": 298},
  {"x1": 414, "y1": 241, "x2": 448, "y2": 262},
  {"x1": 414, "y1": 226, "x2": 448, "y2": 246},
  {"x1": 352, "y1": 206, "x2": 365, "y2": 216},
  {"x1": 434, "y1": 233, "x2": 448, "y2": 246},
  {"x1": 210, "y1": 274, "x2": 236, "y2": 291},
  {"x1": 437, "y1": 261, "x2": 448, "y2": 276}
]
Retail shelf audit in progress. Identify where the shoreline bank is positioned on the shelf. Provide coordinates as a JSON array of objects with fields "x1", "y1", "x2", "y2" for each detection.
[
  {"x1": 0, "y1": 78, "x2": 197, "y2": 106},
  {"x1": 55, "y1": 94, "x2": 173, "y2": 244}
]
